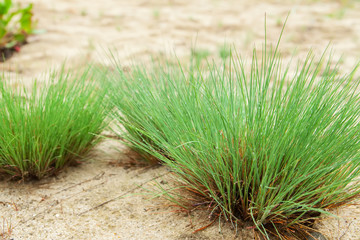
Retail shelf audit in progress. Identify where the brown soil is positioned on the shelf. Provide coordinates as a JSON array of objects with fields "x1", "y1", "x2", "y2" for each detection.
[
  {"x1": 0, "y1": 42, "x2": 25, "y2": 62},
  {"x1": 0, "y1": 47, "x2": 15, "y2": 62},
  {"x1": 1, "y1": 0, "x2": 360, "y2": 239}
]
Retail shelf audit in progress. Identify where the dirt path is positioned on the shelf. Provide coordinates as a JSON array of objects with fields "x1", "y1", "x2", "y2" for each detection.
[{"x1": 1, "y1": 0, "x2": 360, "y2": 239}]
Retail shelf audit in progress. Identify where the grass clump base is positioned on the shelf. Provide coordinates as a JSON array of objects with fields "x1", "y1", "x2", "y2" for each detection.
[
  {"x1": 106, "y1": 32, "x2": 360, "y2": 239},
  {"x1": 0, "y1": 68, "x2": 109, "y2": 180}
]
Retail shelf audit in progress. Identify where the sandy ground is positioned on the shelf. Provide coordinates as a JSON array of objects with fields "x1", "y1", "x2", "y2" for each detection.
[{"x1": 1, "y1": 0, "x2": 360, "y2": 239}]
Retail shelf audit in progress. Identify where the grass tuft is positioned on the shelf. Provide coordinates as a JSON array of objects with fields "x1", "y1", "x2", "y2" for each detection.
[
  {"x1": 106, "y1": 33, "x2": 360, "y2": 238},
  {"x1": 0, "y1": 68, "x2": 109, "y2": 180}
]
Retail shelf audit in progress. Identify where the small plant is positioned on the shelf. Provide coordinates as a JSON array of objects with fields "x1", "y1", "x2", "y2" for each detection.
[
  {"x1": 0, "y1": 68, "x2": 109, "y2": 180},
  {"x1": 191, "y1": 47, "x2": 210, "y2": 65},
  {"x1": 326, "y1": 7, "x2": 347, "y2": 19},
  {"x1": 107, "y1": 24, "x2": 360, "y2": 239},
  {"x1": 0, "y1": 0, "x2": 36, "y2": 61},
  {"x1": 152, "y1": 8, "x2": 160, "y2": 20},
  {"x1": 219, "y1": 43, "x2": 231, "y2": 60}
]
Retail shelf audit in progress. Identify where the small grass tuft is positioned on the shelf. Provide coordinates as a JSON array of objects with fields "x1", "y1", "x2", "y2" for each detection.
[
  {"x1": 219, "y1": 43, "x2": 231, "y2": 60},
  {"x1": 191, "y1": 47, "x2": 210, "y2": 65},
  {"x1": 0, "y1": 68, "x2": 109, "y2": 180}
]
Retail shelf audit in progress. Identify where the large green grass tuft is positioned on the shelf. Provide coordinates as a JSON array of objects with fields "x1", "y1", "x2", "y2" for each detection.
[
  {"x1": 106, "y1": 37, "x2": 360, "y2": 238},
  {"x1": 0, "y1": 68, "x2": 109, "y2": 179}
]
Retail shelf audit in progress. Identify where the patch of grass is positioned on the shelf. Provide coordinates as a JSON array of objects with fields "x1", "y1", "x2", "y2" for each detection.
[
  {"x1": 105, "y1": 62, "x2": 184, "y2": 164},
  {"x1": 218, "y1": 43, "x2": 231, "y2": 60},
  {"x1": 217, "y1": 20, "x2": 223, "y2": 29},
  {"x1": 243, "y1": 31, "x2": 254, "y2": 48},
  {"x1": 106, "y1": 29, "x2": 360, "y2": 238},
  {"x1": 191, "y1": 47, "x2": 210, "y2": 65},
  {"x1": 80, "y1": 9, "x2": 88, "y2": 16},
  {"x1": 153, "y1": 8, "x2": 160, "y2": 20},
  {"x1": 326, "y1": 8, "x2": 347, "y2": 19},
  {"x1": 0, "y1": 68, "x2": 109, "y2": 180}
]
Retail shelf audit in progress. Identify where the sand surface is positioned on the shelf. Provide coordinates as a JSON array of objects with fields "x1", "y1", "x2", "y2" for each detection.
[{"x1": 1, "y1": 0, "x2": 360, "y2": 239}]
